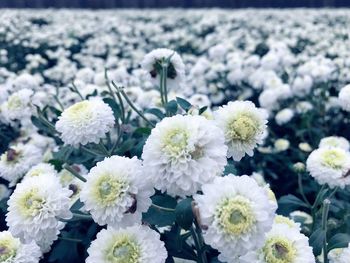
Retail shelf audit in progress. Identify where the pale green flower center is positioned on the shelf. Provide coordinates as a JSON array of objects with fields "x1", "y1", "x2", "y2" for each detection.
[
  {"x1": 17, "y1": 189, "x2": 45, "y2": 217},
  {"x1": 106, "y1": 235, "x2": 140, "y2": 263},
  {"x1": 263, "y1": 236, "x2": 297, "y2": 263},
  {"x1": 92, "y1": 174, "x2": 128, "y2": 207},
  {"x1": 226, "y1": 113, "x2": 259, "y2": 141},
  {"x1": 66, "y1": 101, "x2": 93, "y2": 121},
  {"x1": 162, "y1": 128, "x2": 189, "y2": 157},
  {"x1": 162, "y1": 127, "x2": 205, "y2": 159},
  {"x1": 216, "y1": 196, "x2": 255, "y2": 235},
  {"x1": 0, "y1": 237, "x2": 19, "y2": 261},
  {"x1": 321, "y1": 149, "x2": 346, "y2": 169},
  {"x1": 7, "y1": 96, "x2": 23, "y2": 110}
]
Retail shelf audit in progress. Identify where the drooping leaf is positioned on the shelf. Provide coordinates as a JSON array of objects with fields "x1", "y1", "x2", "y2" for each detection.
[{"x1": 175, "y1": 198, "x2": 194, "y2": 230}]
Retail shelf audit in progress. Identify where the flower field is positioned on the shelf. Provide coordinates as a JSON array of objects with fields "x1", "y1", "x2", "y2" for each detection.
[{"x1": 0, "y1": 8, "x2": 350, "y2": 263}]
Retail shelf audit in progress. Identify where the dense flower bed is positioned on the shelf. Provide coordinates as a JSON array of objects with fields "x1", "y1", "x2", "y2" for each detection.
[{"x1": 0, "y1": 8, "x2": 350, "y2": 263}]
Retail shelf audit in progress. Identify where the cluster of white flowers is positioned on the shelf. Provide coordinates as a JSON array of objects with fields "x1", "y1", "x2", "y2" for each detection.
[{"x1": 0, "y1": 8, "x2": 349, "y2": 263}]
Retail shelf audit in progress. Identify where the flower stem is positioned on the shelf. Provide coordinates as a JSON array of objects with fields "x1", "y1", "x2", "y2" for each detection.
[
  {"x1": 98, "y1": 140, "x2": 110, "y2": 157},
  {"x1": 298, "y1": 172, "x2": 311, "y2": 207},
  {"x1": 151, "y1": 203, "x2": 175, "y2": 212},
  {"x1": 322, "y1": 199, "x2": 330, "y2": 263},
  {"x1": 58, "y1": 236, "x2": 82, "y2": 243},
  {"x1": 63, "y1": 164, "x2": 87, "y2": 182},
  {"x1": 112, "y1": 82, "x2": 155, "y2": 127}
]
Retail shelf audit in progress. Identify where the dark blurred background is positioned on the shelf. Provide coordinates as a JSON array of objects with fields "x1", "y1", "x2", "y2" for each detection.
[{"x1": 0, "y1": 0, "x2": 350, "y2": 8}]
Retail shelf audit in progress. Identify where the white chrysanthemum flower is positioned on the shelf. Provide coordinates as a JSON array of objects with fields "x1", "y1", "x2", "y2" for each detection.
[
  {"x1": 86, "y1": 225, "x2": 167, "y2": 263},
  {"x1": 141, "y1": 48, "x2": 185, "y2": 90},
  {"x1": 338, "y1": 84, "x2": 350, "y2": 112},
  {"x1": 239, "y1": 223, "x2": 315, "y2": 263},
  {"x1": 0, "y1": 144, "x2": 42, "y2": 186},
  {"x1": 306, "y1": 147, "x2": 350, "y2": 189},
  {"x1": 275, "y1": 108, "x2": 294, "y2": 126},
  {"x1": 55, "y1": 98, "x2": 115, "y2": 147},
  {"x1": 24, "y1": 163, "x2": 57, "y2": 180},
  {"x1": 299, "y1": 143, "x2": 313, "y2": 152},
  {"x1": 194, "y1": 175, "x2": 276, "y2": 260},
  {"x1": 0, "y1": 231, "x2": 41, "y2": 263},
  {"x1": 80, "y1": 156, "x2": 153, "y2": 228},
  {"x1": 274, "y1": 139, "x2": 290, "y2": 152},
  {"x1": 1, "y1": 89, "x2": 33, "y2": 122},
  {"x1": 329, "y1": 243, "x2": 350, "y2": 263},
  {"x1": 214, "y1": 101, "x2": 268, "y2": 161},
  {"x1": 6, "y1": 174, "x2": 72, "y2": 252},
  {"x1": 142, "y1": 115, "x2": 227, "y2": 197},
  {"x1": 319, "y1": 136, "x2": 350, "y2": 151},
  {"x1": 289, "y1": 211, "x2": 313, "y2": 225}
]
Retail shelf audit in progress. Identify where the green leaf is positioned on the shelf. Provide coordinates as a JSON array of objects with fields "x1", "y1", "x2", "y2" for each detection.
[
  {"x1": 199, "y1": 106, "x2": 208, "y2": 115},
  {"x1": 223, "y1": 164, "x2": 236, "y2": 175},
  {"x1": 145, "y1": 108, "x2": 165, "y2": 120},
  {"x1": 116, "y1": 138, "x2": 136, "y2": 154},
  {"x1": 176, "y1": 97, "x2": 192, "y2": 111},
  {"x1": 103, "y1": 98, "x2": 121, "y2": 119},
  {"x1": 175, "y1": 198, "x2": 194, "y2": 230},
  {"x1": 309, "y1": 228, "x2": 326, "y2": 256},
  {"x1": 143, "y1": 194, "x2": 177, "y2": 227},
  {"x1": 166, "y1": 100, "x2": 178, "y2": 116},
  {"x1": 278, "y1": 194, "x2": 309, "y2": 209},
  {"x1": 134, "y1": 127, "x2": 152, "y2": 136},
  {"x1": 328, "y1": 233, "x2": 350, "y2": 251},
  {"x1": 52, "y1": 146, "x2": 73, "y2": 162}
]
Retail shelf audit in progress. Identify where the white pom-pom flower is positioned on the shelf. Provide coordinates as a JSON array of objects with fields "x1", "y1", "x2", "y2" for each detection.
[
  {"x1": 86, "y1": 225, "x2": 167, "y2": 263},
  {"x1": 23, "y1": 163, "x2": 57, "y2": 181},
  {"x1": 239, "y1": 222, "x2": 315, "y2": 263},
  {"x1": 1, "y1": 88, "x2": 33, "y2": 123},
  {"x1": 275, "y1": 108, "x2": 294, "y2": 126},
  {"x1": 0, "y1": 231, "x2": 41, "y2": 263},
  {"x1": 6, "y1": 174, "x2": 72, "y2": 252},
  {"x1": 0, "y1": 144, "x2": 42, "y2": 186},
  {"x1": 55, "y1": 98, "x2": 115, "y2": 147},
  {"x1": 142, "y1": 115, "x2": 227, "y2": 197},
  {"x1": 329, "y1": 243, "x2": 350, "y2": 263},
  {"x1": 306, "y1": 147, "x2": 350, "y2": 189},
  {"x1": 194, "y1": 175, "x2": 277, "y2": 260},
  {"x1": 214, "y1": 101, "x2": 268, "y2": 161},
  {"x1": 141, "y1": 48, "x2": 185, "y2": 90},
  {"x1": 319, "y1": 136, "x2": 350, "y2": 151},
  {"x1": 80, "y1": 156, "x2": 153, "y2": 228},
  {"x1": 338, "y1": 84, "x2": 350, "y2": 112}
]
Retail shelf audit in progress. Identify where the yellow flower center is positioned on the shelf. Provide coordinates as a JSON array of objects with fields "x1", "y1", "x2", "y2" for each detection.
[
  {"x1": 92, "y1": 174, "x2": 128, "y2": 207},
  {"x1": 162, "y1": 128, "x2": 189, "y2": 157},
  {"x1": 216, "y1": 196, "x2": 255, "y2": 235},
  {"x1": 17, "y1": 189, "x2": 45, "y2": 218},
  {"x1": 66, "y1": 101, "x2": 93, "y2": 122},
  {"x1": 106, "y1": 235, "x2": 140, "y2": 263},
  {"x1": 0, "y1": 236, "x2": 19, "y2": 262},
  {"x1": 321, "y1": 148, "x2": 346, "y2": 169},
  {"x1": 226, "y1": 113, "x2": 259, "y2": 141},
  {"x1": 263, "y1": 236, "x2": 297, "y2": 263},
  {"x1": 7, "y1": 96, "x2": 23, "y2": 110}
]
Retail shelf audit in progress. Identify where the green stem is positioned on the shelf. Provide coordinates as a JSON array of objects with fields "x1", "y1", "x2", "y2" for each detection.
[
  {"x1": 322, "y1": 199, "x2": 330, "y2": 263},
  {"x1": 112, "y1": 82, "x2": 155, "y2": 127},
  {"x1": 190, "y1": 226, "x2": 203, "y2": 263},
  {"x1": 71, "y1": 82, "x2": 84, "y2": 101},
  {"x1": 58, "y1": 236, "x2": 82, "y2": 243},
  {"x1": 80, "y1": 146, "x2": 105, "y2": 157},
  {"x1": 105, "y1": 69, "x2": 126, "y2": 123},
  {"x1": 53, "y1": 95, "x2": 64, "y2": 111},
  {"x1": 194, "y1": 221, "x2": 208, "y2": 263},
  {"x1": 63, "y1": 164, "x2": 87, "y2": 182},
  {"x1": 298, "y1": 172, "x2": 311, "y2": 207},
  {"x1": 72, "y1": 212, "x2": 93, "y2": 220},
  {"x1": 98, "y1": 140, "x2": 110, "y2": 157},
  {"x1": 151, "y1": 203, "x2": 175, "y2": 212}
]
